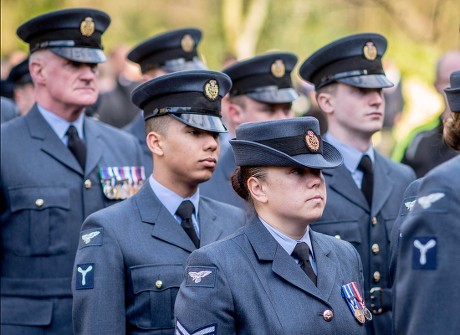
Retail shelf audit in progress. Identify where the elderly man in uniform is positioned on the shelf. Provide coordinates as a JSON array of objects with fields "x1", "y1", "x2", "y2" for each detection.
[
  {"x1": 0, "y1": 8, "x2": 143, "y2": 335},
  {"x1": 200, "y1": 52, "x2": 298, "y2": 208},
  {"x1": 124, "y1": 28, "x2": 207, "y2": 177},
  {"x1": 299, "y1": 33, "x2": 416, "y2": 335},
  {"x1": 72, "y1": 70, "x2": 246, "y2": 334}
]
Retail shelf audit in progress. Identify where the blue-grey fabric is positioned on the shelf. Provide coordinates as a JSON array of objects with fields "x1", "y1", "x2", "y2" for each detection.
[
  {"x1": 1, "y1": 97, "x2": 18, "y2": 124},
  {"x1": 123, "y1": 111, "x2": 153, "y2": 177},
  {"x1": 310, "y1": 150, "x2": 415, "y2": 335},
  {"x1": 394, "y1": 156, "x2": 460, "y2": 335},
  {"x1": 72, "y1": 183, "x2": 245, "y2": 335},
  {"x1": 174, "y1": 217, "x2": 366, "y2": 335},
  {"x1": 389, "y1": 178, "x2": 422, "y2": 286},
  {"x1": 0, "y1": 105, "x2": 144, "y2": 334}
]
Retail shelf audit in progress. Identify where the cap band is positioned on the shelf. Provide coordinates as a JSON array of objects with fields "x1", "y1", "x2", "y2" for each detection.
[
  {"x1": 230, "y1": 73, "x2": 292, "y2": 96},
  {"x1": 312, "y1": 55, "x2": 384, "y2": 88},
  {"x1": 138, "y1": 48, "x2": 198, "y2": 73},
  {"x1": 144, "y1": 106, "x2": 221, "y2": 120},
  {"x1": 256, "y1": 133, "x2": 323, "y2": 155},
  {"x1": 29, "y1": 29, "x2": 102, "y2": 53}
]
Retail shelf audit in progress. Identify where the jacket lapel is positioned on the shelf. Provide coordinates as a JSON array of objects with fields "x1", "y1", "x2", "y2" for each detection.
[
  {"x1": 135, "y1": 184, "x2": 195, "y2": 252},
  {"x1": 324, "y1": 165, "x2": 369, "y2": 212},
  {"x1": 311, "y1": 230, "x2": 337, "y2": 301},
  {"x1": 198, "y1": 199, "x2": 223, "y2": 246},
  {"x1": 371, "y1": 152, "x2": 394, "y2": 215},
  {"x1": 83, "y1": 117, "x2": 104, "y2": 177},
  {"x1": 26, "y1": 105, "x2": 83, "y2": 175},
  {"x1": 245, "y1": 219, "x2": 329, "y2": 304}
]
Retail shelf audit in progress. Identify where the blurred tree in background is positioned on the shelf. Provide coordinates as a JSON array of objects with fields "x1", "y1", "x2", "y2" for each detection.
[{"x1": 1, "y1": 0, "x2": 459, "y2": 148}]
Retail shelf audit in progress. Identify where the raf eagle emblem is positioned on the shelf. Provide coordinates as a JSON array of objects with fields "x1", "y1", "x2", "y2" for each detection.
[
  {"x1": 188, "y1": 270, "x2": 212, "y2": 283},
  {"x1": 81, "y1": 231, "x2": 101, "y2": 244}
]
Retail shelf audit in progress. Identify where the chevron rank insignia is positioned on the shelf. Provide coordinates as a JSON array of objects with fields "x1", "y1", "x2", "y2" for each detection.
[
  {"x1": 176, "y1": 319, "x2": 217, "y2": 335},
  {"x1": 186, "y1": 266, "x2": 216, "y2": 287},
  {"x1": 79, "y1": 228, "x2": 103, "y2": 248},
  {"x1": 412, "y1": 237, "x2": 437, "y2": 270}
]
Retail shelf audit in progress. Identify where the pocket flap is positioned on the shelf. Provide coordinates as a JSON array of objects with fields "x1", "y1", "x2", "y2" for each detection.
[
  {"x1": 1, "y1": 297, "x2": 53, "y2": 326},
  {"x1": 131, "y1": 264, "x2": 184, "y2": 294},
  {"x1": 9, "y1": 186, "x2": 70, "y2": 212}
]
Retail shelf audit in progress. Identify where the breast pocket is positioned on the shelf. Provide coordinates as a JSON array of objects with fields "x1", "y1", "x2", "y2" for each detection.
[
  {"x1": 310, "y1": 220, "x2": 362, "y2": 245},
  {"x1": 130, "y1": 264, "x2": 184, "y2": 330},
  {"x1": 7, "y1": 186, "x2": 70, "y2": 256}
]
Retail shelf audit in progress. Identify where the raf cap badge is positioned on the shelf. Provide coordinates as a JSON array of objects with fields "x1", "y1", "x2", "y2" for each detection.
[
  {"x1": 204, "y1": 79, "x2": 219, "y2": 101},
  {"x1": 305, "y1": 130, "x2": 320, "y2": 152},
  {"x1": 271, "y1": 59, "x2": 285, "y2": 78},
  {"x1": 363, "y1": 41, "x2": 377, "y2": 61},
  {"x1": 181, "y1": 34, "x2": 195, "y2": 53},
  {"x1": 80, "y1": 17, "x2": 95, "y2": 37}
]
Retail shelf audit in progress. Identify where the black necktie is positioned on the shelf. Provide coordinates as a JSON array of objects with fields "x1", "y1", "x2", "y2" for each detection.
[
  {"x1": 358, "y1": 155, "x2": 373, "y2": 207},
  {"x1": 176, "y1": 200, "x2": 200, "y2": 248},
  {"x1": 66, "y1": 125, "x2": 86, "y2": 170},
  {"x1": 292, "y1": 242, "x2": 317, "y2": 286}
]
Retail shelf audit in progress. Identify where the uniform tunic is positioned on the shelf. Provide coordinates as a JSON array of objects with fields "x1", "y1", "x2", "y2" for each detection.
[{"x1": 1, "y1": 105, "x2": 143, "y2": 334}]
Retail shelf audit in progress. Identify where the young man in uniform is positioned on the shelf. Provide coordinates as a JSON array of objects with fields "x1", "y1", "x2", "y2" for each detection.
[
  {"x1": 0, "y1": 8, "x2": 143, "y2": 334},
  {"x1": 299, "y1": 33, "x2": 416, "y2": 335},
  {"x1": 72, "y1": 70, "x2": 246, "y2": 334}
]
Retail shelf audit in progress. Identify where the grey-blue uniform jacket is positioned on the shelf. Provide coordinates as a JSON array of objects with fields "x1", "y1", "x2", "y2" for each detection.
[
  {"x1": 0, "y1": 105, "x2": 143, "y2": 334},
  {"x1": 174, "y1": 217, "x2": 367, "y2": 335},
  {"x1": 72, "y1": 183, "x2": 245, "y2": 335},
  {"x1": 394, "y1": 156, "x2": 460, "y2": 335},
  {"x1": 123, "y1": 111, "x2": 153, "y2": 177},
  {"x1": 310, "y1": 150, "x2": 415, "y2": 335}
]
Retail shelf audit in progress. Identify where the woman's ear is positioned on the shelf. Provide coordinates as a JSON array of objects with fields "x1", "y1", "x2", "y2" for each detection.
[{"x1": 247, "y1": 176, "x2": 268, "y2": 204}]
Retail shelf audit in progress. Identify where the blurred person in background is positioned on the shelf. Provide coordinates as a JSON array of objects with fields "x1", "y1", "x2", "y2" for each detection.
[
  {"x1": 91, "y1": 45, "x2": 141, "y2": 127},
  {"x1": 123, "y1": 28, "x2": 207, "y2": 178},
  {"x1": 392, "y1": 51, "x2": 460, "y2": 177},
  {"x1": 6, "y1": 57, "x2": 35, "y2": 116},
  {"x1": 200, "y1": 52, "x2": 298, "y2": 209}
]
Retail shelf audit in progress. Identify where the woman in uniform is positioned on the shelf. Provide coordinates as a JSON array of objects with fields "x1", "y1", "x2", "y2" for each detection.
[{"x1": 174, "y1": 117, "x2": 369, "y2": 335}]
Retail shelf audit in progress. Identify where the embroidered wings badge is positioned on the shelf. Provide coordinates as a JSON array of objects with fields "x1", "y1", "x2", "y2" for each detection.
[
  {"x1": 82, "y1": 231, "x2": 101, "y2": 244},
  {"x1": 189, "y1": 270, "x2": 212, "y2": 283},
  {"x1": 417, "y1": 193, "x2": 445, "y2": 209}
]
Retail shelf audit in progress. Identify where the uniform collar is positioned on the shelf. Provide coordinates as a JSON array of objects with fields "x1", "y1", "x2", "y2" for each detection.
[
  {"x1": 37, "y1": 103, "x2": 85, "y2": 144},
  {"x1": 259, "y1": 216, "x2": 315, "y2": 260},
  {"x1": 148, "y1": 175, "x2": 200, "y2": 223},
  {"x1": 324, "y1": 132, "x2": 374, "y2": 174}
]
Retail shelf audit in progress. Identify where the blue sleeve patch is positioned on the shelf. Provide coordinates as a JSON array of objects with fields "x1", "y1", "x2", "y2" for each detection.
[
  {"x1": 176, "y1": 319, "x2": 217, "y2": 335},
  {"x1": 412, "y1": 237, "x2": 437, "y2": 270},
  {"x1": 185, "y1": 266, "x2": 216, "y2": 288},
  {"x1": 76, "y1": 263, "x2": 95, "y2": 289},
  {"x1": 79, "y1": 228, "x2": 103, "y2": 249}
]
